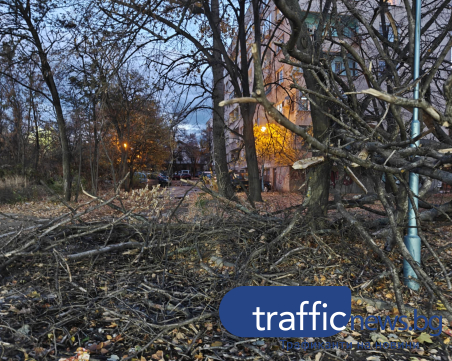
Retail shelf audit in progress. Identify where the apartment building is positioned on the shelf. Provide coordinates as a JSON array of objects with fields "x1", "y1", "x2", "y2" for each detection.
[{"x1": 222, "y1": 0, "x2": 451, "y2": 192}]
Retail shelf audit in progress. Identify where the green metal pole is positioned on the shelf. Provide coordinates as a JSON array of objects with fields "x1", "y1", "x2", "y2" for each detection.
[{"x1": 403, "y1": 0, "x2": 422, "y2": 291}]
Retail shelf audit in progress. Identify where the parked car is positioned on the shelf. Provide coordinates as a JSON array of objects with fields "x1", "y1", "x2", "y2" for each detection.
[
  {"x1": 158, "y1": 173, "x2": 171, "y2": 187},
  {"x1": 195, "y1": 171, "x2": 204, "y2": 178},
  {"x1": 200, "y1": 171, "x2": 215, "y2": 180},
  {"x1": 150, "y1": 171, "x2": 160, "y2": 179},
  {"x1": 230, "y1": 172, "x2": 272, "y2": 192},
  {"x1": 172, "y1": 172, "x2": 181, "y2": 180},
  {"x1": 180, "y1": 170, "x2": 192, "y2": 180},
  {"x1": 135, "y1": 172, "x2": 149, "y2": 184}
]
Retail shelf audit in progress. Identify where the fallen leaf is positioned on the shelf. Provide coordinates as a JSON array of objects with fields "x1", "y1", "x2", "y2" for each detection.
[
  {"x1": 211, "y1": 341, "x2": 222, "y2": 347},
  {"x1": 416, "y1": 333, "x2": 433, "y2": 344},
  {"x1": 437, "y1": 301, "x2": 447, "y2": 311},
  {"x1": 151, "y1": 350, "x2": 163, "y2": 360},
  {"x1": 344, "y1": 336, "x2": 357, "y2": 344},
  {"x1": 370, "y1": 332, "x2": 389, "y2": 343}
]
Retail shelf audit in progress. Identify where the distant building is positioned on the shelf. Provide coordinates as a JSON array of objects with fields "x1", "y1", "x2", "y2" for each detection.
[{"x1": 222, "y1": 0, "x2": 450, "y2": 193}]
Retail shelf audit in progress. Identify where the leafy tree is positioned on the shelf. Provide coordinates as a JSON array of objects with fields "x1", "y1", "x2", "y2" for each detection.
[
  {"x1": 103, "y1": 70, "x2": 170, "y2": 190},
  {"x1": 253, "y1": 123, "x2": 307, "y2": 166}
]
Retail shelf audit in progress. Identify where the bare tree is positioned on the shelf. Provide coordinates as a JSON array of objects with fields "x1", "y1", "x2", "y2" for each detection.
[{"x1": 0, "y1": 0, "x2": 73, "y2": 200}]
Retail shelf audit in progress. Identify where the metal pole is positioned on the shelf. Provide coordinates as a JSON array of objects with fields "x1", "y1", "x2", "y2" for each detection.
[{"x1": 403, "y1": 0, "x2": 422, "y2": 291}]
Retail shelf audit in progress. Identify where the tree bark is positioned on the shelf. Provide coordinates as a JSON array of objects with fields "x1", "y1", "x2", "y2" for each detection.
[
  {"x1": 211, "y1": 0, "x2": 235, "y2": 199},
  {"x1": 237, "y1": 0, "x2": 262, "y2": 202},
  {"x1": 20, "y1": 5, "x2": 72, "y2": 200},
  {"x1": 241, "y1": 106, "x2": 262, "y2": 201}
]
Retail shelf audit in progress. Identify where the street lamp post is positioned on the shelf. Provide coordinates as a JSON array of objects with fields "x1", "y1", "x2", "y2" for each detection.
[
  {"x1": 404, "y1": 0, "x2": 422, "y2": 291},
  {"x1": 260, "y1": 126, "x2": 267, "y2": 191}
]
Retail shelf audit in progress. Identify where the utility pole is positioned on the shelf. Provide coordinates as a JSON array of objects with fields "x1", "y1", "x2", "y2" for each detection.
[{"x1": 404, "y1": 0, "x2": 422, "y2": 291}]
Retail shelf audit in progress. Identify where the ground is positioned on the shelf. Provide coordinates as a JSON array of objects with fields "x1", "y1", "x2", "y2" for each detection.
[{"x1": 1, "y1": 182, "x2": 452, "y2": 361}]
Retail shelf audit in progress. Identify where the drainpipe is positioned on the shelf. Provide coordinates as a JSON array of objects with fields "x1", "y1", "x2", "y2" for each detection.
[{"x1": 403, "y1": 0, "x2": 422, "y2": 291}]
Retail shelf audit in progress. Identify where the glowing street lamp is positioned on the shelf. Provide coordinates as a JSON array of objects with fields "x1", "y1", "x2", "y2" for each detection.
[{"x1": 123, "y1": 143, "x2": 128, "y2": 149}]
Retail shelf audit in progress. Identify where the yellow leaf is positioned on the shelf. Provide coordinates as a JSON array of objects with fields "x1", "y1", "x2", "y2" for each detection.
[
  {"x1": 437, "y1": 301, "x2": 447, "y2": 311},
  {"x1": 71, "y1": 336, "x2": 75, "y2": 343},
  {"x1": 444, "y1": 337, "x2": 450, "y2": 345},
  {"x1": 211, "y1": 341, "x2": 222, "y2": 347},
  {"x1": 106, "y1": 335, "x2": 112, "y2": 340},
  {"x1": 416, "y1": 332, "x2": 433, "y2": 344}
]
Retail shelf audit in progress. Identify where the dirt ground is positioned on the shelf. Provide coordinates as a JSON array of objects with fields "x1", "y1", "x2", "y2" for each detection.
[{"x1": 1, "y1": 184, "x2": 452, "y2": 361}]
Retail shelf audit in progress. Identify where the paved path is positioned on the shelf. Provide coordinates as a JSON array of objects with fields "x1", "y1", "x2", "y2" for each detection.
[{"x1": 168, "y1": 185, "x2": 205, "y2": 199}]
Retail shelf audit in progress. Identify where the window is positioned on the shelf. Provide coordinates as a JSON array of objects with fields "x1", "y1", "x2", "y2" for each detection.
[
  {"x1": 277, "y1": 69, "x2": 283, "y2": 84},
  {"x1": 229, "y1": 90, "x2": 235, "y2": 99},
  {"x1": 379, "y1": 24, "x2": 395, "y2": 42},
  {"x1": 229, "y1": 108, "x2": 239, "y2": 123},
  {"x1": 276, "y1": 103, "x2": 283, "y2": 112},
  {"x1": 307, "y1": 24, "x2": 316, "y2": 40},
  {"x1": 378, "y1": 60, "x2": 386, "y2": 77},
  {"x1": 276, "y1": 8, "x2": 283, "y2": 21},
  {"x1": 274, "y1": 34, "x2": 284, "y2": 53},
  {"x1": 349, "y1": 60, "x2": 358, "y2": 76},
  {"x1": 334, "y1": 61, "x2": 342, "y2": 74},
  {"x1": 262, "y1": 11, "x2": 272, "y2": 35},
  {"x1": 298, "y1": 91, "x2": 310, "y2": 111},
  {"x1": 265, "y1": 85, "x2": 272, "y2": 95}
]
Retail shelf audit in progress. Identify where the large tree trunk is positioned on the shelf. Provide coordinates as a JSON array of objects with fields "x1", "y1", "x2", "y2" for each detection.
[
  {"x1": 303, "y1": 71, "x2": 332, "y2": 222},
  {"x1": 22, "y1": 8, "x2": 72, "y2": 200},
  {"x1": 240, "y1": 106, "x2": 262, "y2": 201},
  {"x1": 211, "y1": 0, "x2": 235, "y2": 199},
  {"x1": 238, "y1": 0, "x2": 262, "y2": 202}
]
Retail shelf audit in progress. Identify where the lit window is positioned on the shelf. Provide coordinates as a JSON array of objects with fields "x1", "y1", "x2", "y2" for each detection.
[{"x1": 276, "y1": 103, "x2": 283, "y2": 112}]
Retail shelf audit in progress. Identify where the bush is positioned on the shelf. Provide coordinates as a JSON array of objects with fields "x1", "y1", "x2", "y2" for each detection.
[{"x1": 0, "y1": 175, "x2": 36, "y2": 204}]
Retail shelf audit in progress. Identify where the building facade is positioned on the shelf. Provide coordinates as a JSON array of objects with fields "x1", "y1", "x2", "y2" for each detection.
[{"x1": 222, "y1": 0, "x2": 451, "y2": 192}]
